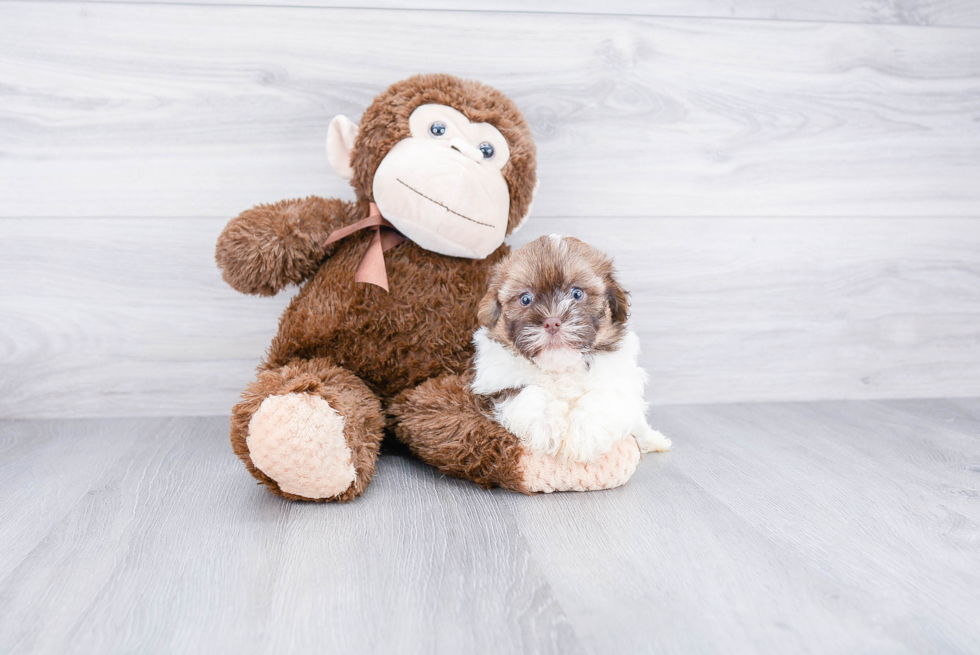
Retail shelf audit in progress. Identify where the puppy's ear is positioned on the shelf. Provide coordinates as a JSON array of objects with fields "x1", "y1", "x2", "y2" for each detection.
[
  {"x1": 606, "y1": 273, "x2": 630, "y2": 325},
  {"x1": 478, "y1": 264, "x2": 505, "y2": 328}
]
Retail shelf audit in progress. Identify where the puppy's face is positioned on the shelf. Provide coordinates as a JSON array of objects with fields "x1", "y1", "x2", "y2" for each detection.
[{"x1": 479, "y1": 235, "x2": 629, "y2": 371}]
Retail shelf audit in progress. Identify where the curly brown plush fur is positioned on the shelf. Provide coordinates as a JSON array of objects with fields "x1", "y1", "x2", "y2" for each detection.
[
  {"x1": 217, "y1": 197, "x2": 359, "y2": 297},
  {"x1": 389, "y1": 373, "x2": 528, "y2": 493},
  {"x1": 264, "y1": 234, "x2": 509, "y2": 399},
  {"x1": 217, "y1": 74, "x2": 536, "y2": 501},
  {"x1": 230, "y1": 359, "x2": 384, "y2": 502}
]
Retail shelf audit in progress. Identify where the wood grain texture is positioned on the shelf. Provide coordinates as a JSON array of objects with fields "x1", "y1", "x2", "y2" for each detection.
[
  {"x1": 0, "y1": 420, "x2": 137, "y2": 582},
  {"x1": 2, "y1": 216, "x2": 978, "y2": 418},
  {"x1": 651, "y1": 400, "x2": 980, "y2": 652},
  {"x1": 1, "y1": 399, "x2": 978, "y2": 653},
  {"x1": 31, "y1": 0, "x2": 980, "y2": 28},
  {"x1": 0, "y1": 416, "x2": 581, "y2": 655},
  {"x1": 1, "y1": 2, "x2": 979, "y2": 219},
  {"x1": 0, "y1": 218, "x2": 289, "y2": 419},
  {"x1": 504, "y1": 398, "x2": 980, "y2": 654}
]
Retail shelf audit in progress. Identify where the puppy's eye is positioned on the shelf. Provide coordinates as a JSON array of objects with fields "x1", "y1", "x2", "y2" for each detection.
[
  {"x1": 429, "y1": 122, "x2": 447, "y2": 137},
  {"x1": 571, "y1": 287, "x2": 585, "y2": 301},
  {"x1": 519, "y1": 293, "x2": 533, "y2": 306},
  {"x1": 479, "y1": 142, "x2": 495, "y2": 159}
]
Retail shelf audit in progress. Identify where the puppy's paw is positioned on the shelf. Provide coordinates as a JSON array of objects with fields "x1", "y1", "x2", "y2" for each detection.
[
  {"x1": 634, "y1": 423, "x2": 672, "y2": 453},
  {"x1": 522, "y1": 399, "x2": 569, "y2": 456},
  {"x1": 498, "y1": 386, "x2": 568, "y2": 456},
  {"x1": 559, "y1": 408, "x2": 620, "y2": 463}
]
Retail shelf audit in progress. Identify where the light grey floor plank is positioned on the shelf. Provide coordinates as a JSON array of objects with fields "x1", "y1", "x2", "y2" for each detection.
[
  {"x1": 0, "y1": 419, "x2": 138, "y2": 582},
  {"x1": 3, "y1": 217, "x2": 978, "y2": 418},
  {"x1": 906, "y1": 397, "x2": 980, "y2": 432},
  {"x1": 2, "y1": 3, "x2": 979, "y2": 219},
  {"x1": 650, "y1": 400, "x2": 980, "y2": 653},
  {"x1": 262, "y1": 459, "x2": 581, "y2": 655},
  {"x1": 1, "y1": 399, "x2": 978, "y2": 653},
  {"x1": 0, "y1": 417, "x2": 580, "y2": 655},
  {"x1": 504, "y1": 462, "x2": 908, "y2": 653}
]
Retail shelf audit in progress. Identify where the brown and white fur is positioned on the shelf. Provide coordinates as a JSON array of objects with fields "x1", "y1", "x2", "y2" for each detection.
[{"x1": 472, "y1": 235, "x2": 671, "y2": 463}]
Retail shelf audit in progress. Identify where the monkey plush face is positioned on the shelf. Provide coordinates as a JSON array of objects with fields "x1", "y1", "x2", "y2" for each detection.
[
  {"x1": 326, "y1": 74, "x2": 538, "y2": 259},
  {"x1": 371, "y1": 104, "x2": 512, "y2": 258}
]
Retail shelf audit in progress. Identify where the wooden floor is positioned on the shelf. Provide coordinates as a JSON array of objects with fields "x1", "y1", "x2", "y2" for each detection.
[{"x1": 1, "y1": 399, "x2": 978, "y2": 654}]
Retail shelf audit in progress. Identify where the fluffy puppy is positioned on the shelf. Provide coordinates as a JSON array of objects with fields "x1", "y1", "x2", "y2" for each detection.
[{"x1": 470, "y1": 235, "x2": 672, "y2": 463}]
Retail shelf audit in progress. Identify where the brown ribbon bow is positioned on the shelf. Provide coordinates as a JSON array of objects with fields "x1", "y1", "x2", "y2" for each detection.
[{"x1": 324, "y1": 202, "x2": 407, "y2": 292}]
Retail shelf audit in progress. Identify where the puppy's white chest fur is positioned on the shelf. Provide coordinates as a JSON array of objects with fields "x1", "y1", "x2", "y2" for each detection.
[{"x1": 470, "y1": 328, "x2": 671, "y2": 462}]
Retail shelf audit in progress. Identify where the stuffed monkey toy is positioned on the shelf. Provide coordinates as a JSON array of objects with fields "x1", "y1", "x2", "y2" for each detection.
[{"x1": 216, "y1": 74, "x2": 539, "y2": 501}]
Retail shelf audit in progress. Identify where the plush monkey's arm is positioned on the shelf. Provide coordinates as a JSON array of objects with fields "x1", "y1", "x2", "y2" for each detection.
[{"x1": 215, "y1": 196, "x2": 359, "y2": 296}]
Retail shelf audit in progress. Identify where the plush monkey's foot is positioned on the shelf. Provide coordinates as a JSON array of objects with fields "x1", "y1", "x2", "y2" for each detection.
[
  {"x1": 230, "y1": 359, "x2": 384, "y2": 502},
  {"x1": 247, "y1": 393, "x2": 355, "y2": 500},
  {"x1": 520, "y1": 438, "x2": 640, "y2": 493}
]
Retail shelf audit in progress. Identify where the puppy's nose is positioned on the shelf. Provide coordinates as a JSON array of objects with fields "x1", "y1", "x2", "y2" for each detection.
[{"x1": 543, "y1": 316, "x2": 562, "y2": 335}]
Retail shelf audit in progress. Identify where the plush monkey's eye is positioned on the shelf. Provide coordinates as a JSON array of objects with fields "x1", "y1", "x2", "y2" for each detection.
[
  {"x1": 519, "y1": 293, "x2": 533, "y2": 306},
  {"x1": 479, "y1": 142, "x2": 495, "y2": 159},
  {"x1": 429, "y1": 122, "x2": 447, "y2": 137},
  {"x1": 571, "y1": 288, "x2": 585, "y2": 301}
]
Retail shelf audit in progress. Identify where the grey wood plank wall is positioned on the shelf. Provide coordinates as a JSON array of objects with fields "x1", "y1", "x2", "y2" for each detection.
[
  {"x1": 31, "y1": 0, "x2": 980, "y2": 28},
  {"x1": 0, "y1": 1, "x2": 978, "y2": 418},
  {"x1": 5, "y1": 4, "x2": 980, "y2": 218}
]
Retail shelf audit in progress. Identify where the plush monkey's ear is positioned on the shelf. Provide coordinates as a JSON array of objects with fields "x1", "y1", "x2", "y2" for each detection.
[
  {"x1": 507, "y1": 178, "x2": 539, "y2": 236},
  {"x1": 326, "y1": 115, "x2": 359, "y2": 180},
  {"x1": 606, "y1": 273, "x2": 630, "y2": 325}
]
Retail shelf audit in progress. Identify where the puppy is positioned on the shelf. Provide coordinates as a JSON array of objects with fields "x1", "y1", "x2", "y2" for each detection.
[{"x1": 470, "y1": 235, "x2": 672, "y2": 463}]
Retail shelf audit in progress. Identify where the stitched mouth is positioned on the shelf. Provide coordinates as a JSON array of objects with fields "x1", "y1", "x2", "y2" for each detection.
[{"x1": 396, "y1": 178, "x2": 495, "y2": 228}]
